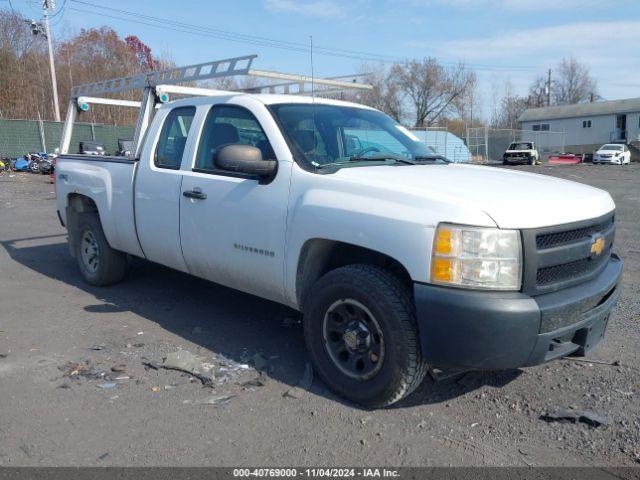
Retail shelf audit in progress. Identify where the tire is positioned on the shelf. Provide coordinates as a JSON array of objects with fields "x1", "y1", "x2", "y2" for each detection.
[
  {"x1": 74, "y1": 212, "x2": 127, "y2": 286},
  {"x1": 304, "y1": 264, "x2": 427, "y2": 408}
]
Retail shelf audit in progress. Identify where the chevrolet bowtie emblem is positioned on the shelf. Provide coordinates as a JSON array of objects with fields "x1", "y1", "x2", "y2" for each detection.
[{"x1": 590, "y1": 236, "x2": 605, "y2": 256}]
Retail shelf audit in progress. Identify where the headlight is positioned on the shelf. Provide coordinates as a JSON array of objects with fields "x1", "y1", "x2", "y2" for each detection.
[{"x1": 431, "y1": 223, "x2": 522, "y2": 290}]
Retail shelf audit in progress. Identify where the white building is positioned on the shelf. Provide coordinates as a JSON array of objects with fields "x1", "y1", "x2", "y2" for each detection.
[{"x1": 518, "y1": 98, "x2": 640, "y2": 159}]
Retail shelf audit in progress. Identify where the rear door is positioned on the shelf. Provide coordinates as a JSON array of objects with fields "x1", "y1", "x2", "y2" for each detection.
[
  {"x1": 135, "y1": 105, "x2": 197, "y2": 272},
  {"x1": 179, "y1": 102, "x2": 291, "y2": 303}
]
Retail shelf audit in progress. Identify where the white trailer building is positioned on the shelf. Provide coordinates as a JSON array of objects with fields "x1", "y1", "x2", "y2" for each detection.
[{"x1": 518, "y1": 98, "x2": 640, "y2": 160}]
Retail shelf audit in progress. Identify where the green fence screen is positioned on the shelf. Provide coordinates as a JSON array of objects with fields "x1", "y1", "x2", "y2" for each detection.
[{"x1": 0, "y1": 119, "x2": 134, "y2": 158}]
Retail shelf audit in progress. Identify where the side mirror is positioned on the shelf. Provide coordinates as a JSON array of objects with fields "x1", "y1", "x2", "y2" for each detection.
[{"x1": 215, "y1": 144, "x2": 277, "y2": 179}]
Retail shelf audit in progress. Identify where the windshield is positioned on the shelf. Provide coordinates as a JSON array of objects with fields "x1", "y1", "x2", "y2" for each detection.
[
  {"x1": 269, "y1": 103, "x2": 439, "y2": 169},
  {"x1": 509, "y1": 142, "x2": 533, "y2": 150},
  {"x1": 601, "y1": 145, "x2": 622, "y2": 151}
]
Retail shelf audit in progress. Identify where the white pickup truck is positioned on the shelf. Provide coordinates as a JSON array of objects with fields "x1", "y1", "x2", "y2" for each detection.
[{"x1": 55, "y1": 58, "x2": 622, "y2": 407}]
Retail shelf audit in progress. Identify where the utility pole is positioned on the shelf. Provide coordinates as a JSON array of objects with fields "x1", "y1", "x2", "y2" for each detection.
[
  {"x1": 42, "y1": 0, "x2": 61, "y2": 122},
  {"x1": 546, "y1": 69, "x2": 551, "y2": 107}
]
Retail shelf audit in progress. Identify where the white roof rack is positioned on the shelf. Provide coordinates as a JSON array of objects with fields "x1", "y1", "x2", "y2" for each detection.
[
  {"x1": 70, "y1": 54, "x2": 372, "y2": 98},
  {"x1": 60, "y1": 55, "x2": 373, "y2": 156}
]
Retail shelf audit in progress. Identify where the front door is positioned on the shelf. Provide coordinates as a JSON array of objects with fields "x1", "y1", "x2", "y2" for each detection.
[
  {"x1": 179, "y1": 104, "x2": 291, "y2": 303},
  {"x1": 616, "y1": 114, "x2": 627, "y2": 141}
]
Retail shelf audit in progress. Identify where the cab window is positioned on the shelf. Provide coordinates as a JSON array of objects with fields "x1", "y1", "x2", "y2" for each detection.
[
  {"x1": 195, "y1": 105, "x2": 275, "y2": 171},
  {"x1": 155, "y1": 107, "x2": 196, "y2": 169}
]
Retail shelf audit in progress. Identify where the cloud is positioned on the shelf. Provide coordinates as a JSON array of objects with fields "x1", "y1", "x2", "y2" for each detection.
[
  {"x1": 428, "y1": 20, "x2": 640, "y2": 67},
  {"x1": 398, "y1": 0, "x2": 622, "y2": 11},
  {"x1": 264, "y1": 0, "x2": 346, "y2": 18},
  {"x1": 407, "y1": 20, "x2": 640, "y2": 105}
]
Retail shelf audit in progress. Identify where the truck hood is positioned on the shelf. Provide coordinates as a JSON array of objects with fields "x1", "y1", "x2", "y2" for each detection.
[
  {"x1": 505, "y1": 149, "x2": 535, "y2": 154},
  {"x1": 333, "y1": 164, "x2": 614, "y2": 229}
]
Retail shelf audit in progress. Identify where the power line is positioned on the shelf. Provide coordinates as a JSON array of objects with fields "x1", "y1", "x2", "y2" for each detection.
[
  {"x1": 69, "y1": 0, "x2": 403, "y2": 63},
  {"x1": 67, "y1": 0, "x2": 541, "y2": 72}
]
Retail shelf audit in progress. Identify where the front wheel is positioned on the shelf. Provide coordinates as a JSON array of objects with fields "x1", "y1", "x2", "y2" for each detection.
[
  {"x1": 304, "y1": 264, "x2": 427, "y2": 408},
  {"x1": 74, "y1": 212, "x2": 127, "y2": 286}
]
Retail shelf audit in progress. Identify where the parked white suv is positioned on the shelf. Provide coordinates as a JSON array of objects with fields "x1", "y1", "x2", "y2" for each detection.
[
  {"x1": 54, "y1": 63, "x2": 623, "y2": 407},
  {"x1": 593, "y1": 144, "x2": 631, "y2": 165}
]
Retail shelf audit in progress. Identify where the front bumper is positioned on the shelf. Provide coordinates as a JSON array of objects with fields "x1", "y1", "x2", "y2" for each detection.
[
  {"x1": 414, "y1": 254, "x2": 622, "y2": 370},
  {"x1": 503, "y1": 156, "x2": 531, "y2": 164},
  {"x1": 594, "y1": 157, "x2": 620, "y2": 164}
]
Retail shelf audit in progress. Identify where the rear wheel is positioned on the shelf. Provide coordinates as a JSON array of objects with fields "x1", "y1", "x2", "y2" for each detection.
[
  {"x1": 304, "y1": 264, "x2": 427, "y2": 408},
  {"x1": 74, "y1": 212, "x2": 127, "y2": 286}
]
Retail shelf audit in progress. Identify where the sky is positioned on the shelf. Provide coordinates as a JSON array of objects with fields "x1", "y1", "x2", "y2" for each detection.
[{"x1": 6, "y1": 0, "x2": 640, "y2": 119}]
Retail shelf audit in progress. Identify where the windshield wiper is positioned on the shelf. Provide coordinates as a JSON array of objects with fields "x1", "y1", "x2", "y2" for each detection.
[
  {"x1": 413, "y1": 155, "x2": 451, "y2": 163},
  {"x1": 349, "y1": 154, "x2": 417, "y2": 165},
  {"x1": 315, "y1": 154, "x2": 416, "y2": 170}
]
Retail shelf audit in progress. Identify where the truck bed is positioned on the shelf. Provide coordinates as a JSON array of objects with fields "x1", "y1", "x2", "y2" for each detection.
[{"x1": 55, "y1": 154, "x2": 144, "y2": 258}]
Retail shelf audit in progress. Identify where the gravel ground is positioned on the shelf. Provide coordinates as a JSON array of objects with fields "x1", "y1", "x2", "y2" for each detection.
[{"x1": 0, "y1": 163, "x2": 638, "y2": 467}]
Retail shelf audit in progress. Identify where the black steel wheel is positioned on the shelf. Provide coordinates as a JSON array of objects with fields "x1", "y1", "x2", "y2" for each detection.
[
  {"x1": 323, "y1": 298, "x2": 385, "y2": 381},
  {"x1": 304, "y1": 264, "x2": 427, "y2": 408}
]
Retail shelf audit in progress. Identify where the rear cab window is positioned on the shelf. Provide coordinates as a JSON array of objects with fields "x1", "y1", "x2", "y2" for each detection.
[{"x1": 155, "y1": 106, "x2": 196, "y2": 169}]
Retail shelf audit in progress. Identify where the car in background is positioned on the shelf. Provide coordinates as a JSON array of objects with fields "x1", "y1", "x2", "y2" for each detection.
[
  {"x1": 502, "y1": 142, "x2": 539, "y2": 165},
  {"x1": 593, "y1": 144, "x2": 631, "y2": 165}
]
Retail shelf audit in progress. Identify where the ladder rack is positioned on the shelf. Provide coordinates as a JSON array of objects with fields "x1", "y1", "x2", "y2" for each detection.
[{"x1": 60, "y1": 54, "x2": 373, "y2": 156}]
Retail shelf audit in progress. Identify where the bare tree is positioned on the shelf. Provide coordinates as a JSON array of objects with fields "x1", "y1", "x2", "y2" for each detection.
[
  {"x1": 393, "y1": 58, "x2": 475, "y2": 128},
  {"x1": 452, "y1": 72, "x2": 480, "y2": 128},
  {"x1": 491, "y1": 81, "x2": 529, "y2": 129},
  {"x1": 527, "y1": 75, "x2": 548, "y2": 108},
  {"x1": 552, "y1": 57, "x2": 598, "y2": 105},
  {"x1": 353, "y1": 64, "x2": 404, "y2": 122}
]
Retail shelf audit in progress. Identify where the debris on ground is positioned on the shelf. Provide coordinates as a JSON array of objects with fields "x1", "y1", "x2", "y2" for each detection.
[
  {"x1": 428, "y1": 367, "x2": 469, "y2": 382},
  {"x1": 242, "y1": 374, "x2": 267, "y2": 389},
  {"x1": 60, "y1": 360, "x2": 114, "y2": 382},
  {"x1": 98, "y1": 382, "x2": 117, "y2": 389},
  {"x1": 142, "y1": 361, "x2": 160, "y2": 370},
  {"x1": 161, "y1": 350, "x2": 216, "y2": 387},
  {"x1": 111, "y1": 364, "x2": 126, "y2": 373},
  {"x1": 541, "y1": 407, "x2": 609, "y2": 427},
  {"x1": 614, "y1": 389, "x2": 634, "y2": 397},
  {"x1": 0, "y1": 353, "x2": 7, "y2": 359},
  {"x1": 186, "y1": 394, "x2": 236, "y2": 406},
  {"x1": 562, "y1": 357, "x2": 621, "y2": 366},
  {"x1": 151, "y1": 386, "x2": 161, "y2": 392},
  {"x1": 284, "y1": 363, "x2": 314, "y2": 399},
  {"x1": 89, "y1": 344, "x2": 106, "y2": 351}
]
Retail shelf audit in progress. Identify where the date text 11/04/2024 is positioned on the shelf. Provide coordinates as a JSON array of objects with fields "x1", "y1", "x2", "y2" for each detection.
[{"x1": 232, "y1": 468, "x2": 400, "y2": 477}]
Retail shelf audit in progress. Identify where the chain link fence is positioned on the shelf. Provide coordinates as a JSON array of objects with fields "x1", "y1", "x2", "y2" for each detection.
[
  {"x1": 466, "y1": 127, "x2": 566, "y2": 163},
  {"x1": 0, "y1": 118, "x2": 134, "y2": 158}
]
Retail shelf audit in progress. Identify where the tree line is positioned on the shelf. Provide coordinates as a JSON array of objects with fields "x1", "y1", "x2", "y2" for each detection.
[
  {"x1": 0, "y1": 10, "x2": 167, "y2": 125},
  {"x1": 490, "y1": 58, "x2": 599, "y2": 129}
]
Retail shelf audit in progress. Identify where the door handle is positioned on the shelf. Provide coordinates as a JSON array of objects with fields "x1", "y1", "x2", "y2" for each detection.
[{"x1": 183, "y1": 189, "x2": 207, "y2": 200}]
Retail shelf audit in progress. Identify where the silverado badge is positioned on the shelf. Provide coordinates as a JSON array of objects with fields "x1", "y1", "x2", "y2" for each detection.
[{"x1": 590, "y1": 235, "x2": 605, "y2": 257}]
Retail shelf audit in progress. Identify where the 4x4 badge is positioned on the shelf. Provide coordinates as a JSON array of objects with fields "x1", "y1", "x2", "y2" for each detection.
[{"x1": 590, "y1": 234, "x2": 605, "y2": 257}]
